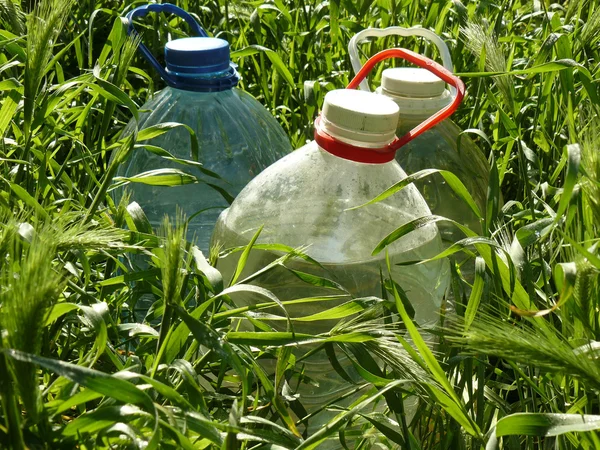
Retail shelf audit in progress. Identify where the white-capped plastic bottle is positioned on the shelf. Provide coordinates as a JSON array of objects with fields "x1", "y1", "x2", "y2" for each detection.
[
  {"x1": 349, "y1": 27, "x2": 489, "y2": 245},
  {"x1": 211, "y1": 50, "x2": 465, "y2": 447},
  {"x1": 112, "y1": 4, "x2": 291, "y2": 251}
]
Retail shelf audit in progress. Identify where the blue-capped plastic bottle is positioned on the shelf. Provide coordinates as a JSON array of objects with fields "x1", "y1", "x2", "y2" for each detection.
[{"x1": 113, "y1": 4, "x2": 292, "y2": 251}]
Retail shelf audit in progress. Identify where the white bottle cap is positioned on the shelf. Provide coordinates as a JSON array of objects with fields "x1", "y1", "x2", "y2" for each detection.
[
  {"x1": 377, "y1": 67, "x2": 452, "y2": 117},
  {"x1": 320, "y1": 89, "x2": 399, "y2": 146},
  {"x1": 381, "y1": 67, "x2": 446, "y2": 97}
]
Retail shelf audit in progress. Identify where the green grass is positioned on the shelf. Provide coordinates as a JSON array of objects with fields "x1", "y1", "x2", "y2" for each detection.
[{"x1": 1, "y1": 0, "x2": 600, "y2": 448}]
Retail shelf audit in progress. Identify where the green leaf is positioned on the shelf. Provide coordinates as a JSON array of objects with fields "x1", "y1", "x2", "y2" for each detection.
[
  {"x1": 455, "y1": 59, "x2": 588, "y2": 77},
  {"x1": 3, "y1": 177, "x2": 48, "y2": 219},
  {"x1": 99, "y1": 268, "x2": 161, "y2": 287},
  {"x1": 515, "y1": 218, "x2": 555, "y2": 248},
  {"x1": 553, "y1": 262, "x2": 576, "y2": 306},
  {"x1": 135, "y1": 123, "x2": 200, "y2": 162},
  {"x1": 373, "y1": 215, "x2": 541, "y2": 316},
  {"x1": 372, "y1": 215, "x2": 469, "y2": 256},
  {"x1": 217, "y1": 283, "x2": 292, "y2": 331},
  {"x1": 497, "y1": 108, "x2": 518, "y2": 138},
  {"x1": 98, "y1": 15, "x2": 126, "y2": 65},
  {"x1": 174, "y1": 305, "x2": 246, "y2": 378},
  {"x1": 191, "y1": 246, "x2": 223, "y2": 293},
  {"x1": 116, "y1": 371, "x2": 192, "y2": 409},
  {"x1": 555, "y1": 143, "x2": 581, "y2": 221},
  {"x1": 214, "y1": 295, "x2": 348, "y2": 321},
  {"x1": 4, "y1": 350, "x2": 155, "y2": 410},
  {"x1": 293, "y1": 298, "x2": 378, "y2": 322},
  {"x1": 113, "y1": 168, "x2": 198, "y2": 187},
  {"x1": 464, "y1": 257, "x2": 486, "y2": 332},
  {"x1": 136, "y1": 144, "x2": 220, "y2": 179},
  {"x1": 486, "y1": 152, "x2": 500, "y2": 234},
  {"x1": 358, "y1": 413, "x2": 405, "y2": 446},
  {"x1": 76, "y1": 303, "x2": 109, "y2": 365},
  {"x1": 126, "y1": 201, "x2": 154, "y2": 234},
  {"x1": 0, "y1": 30, "x2": 26, "y2": 59},
  {"x1": 44, "y1": 302, "x2": 79, "y2": 325},
  {"x1": 51, "y1": 389, "x2": 103, "y2": 416},
  {"x1": 284, "y1": 267, "x2": 346, "y2": 292},
  {"x1": 229, "y1": 226, "x2": 263, "y2": 286},
  {"x1": 183, "y1": 411, "x2": 225, "y2": 446},
  {"x1": 163, "y1": 298, "x2": 217, "y2": 364},
  {"x1": 386, "y1": 253, "x2": 480, "y2": 437},
  {"x1": 347, "y1": 168, "x2": 481, "y2": 219},
  {"x1": 486, "y1": 413, "x2": 600, "y2": 450},
  {"x1": 62, "y1": 405, "x2": 151, "y2": 437},
  {"x1": 329, "y1": 0, "x2": 340, "y2": 45},
  {"x1": 226, "y1": 331, "x2": 375, "y2": 346},
  {"x1": 226, "y1": 331, "x2": 316, "y2": 346},
  {"x1": 0, "y1": 78, "x2": 21, "y2": 91},
  {"x1": 205, "y1": 182, "x2": 235, "y2": 205},
  {"x1": 231, "y1": 44, "x2": 295, "y2": 86},
  {"x1": 88, "y1": 75, "x2": 139, "y2": 121},
  {"x1": 117, "y1": 323, "x2": 159, "y2": 338}
]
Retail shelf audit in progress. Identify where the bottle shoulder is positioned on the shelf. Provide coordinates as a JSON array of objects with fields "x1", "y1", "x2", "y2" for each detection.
[{"x1": 219, "y1": 141, "x2": 439, "y2": 262}]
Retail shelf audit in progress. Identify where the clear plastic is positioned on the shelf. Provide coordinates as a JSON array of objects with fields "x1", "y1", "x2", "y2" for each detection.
[
  {"x1": 211, "y1": 140, "x2": 449, "y2": 445},
  {"x1": 394, "y1": 114, "x2": 489, "y2": 244},
  {"x1": 347, "y1": 26, "x2": 488, "y2": 243},
  {"x1": 113, "y1": 86, "x2": 292, "y2": 251}
]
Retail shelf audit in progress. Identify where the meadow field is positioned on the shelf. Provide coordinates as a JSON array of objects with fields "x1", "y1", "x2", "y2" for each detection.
[{"x1": 1, "y1": 0, "x2": 600, "y2": 448}]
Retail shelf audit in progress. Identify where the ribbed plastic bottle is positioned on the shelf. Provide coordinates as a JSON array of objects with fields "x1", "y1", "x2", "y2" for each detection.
[
  {"x1": 211, "y1": 49, "x2": 465, "y2": 447},
  {"x1": 113, "y1": 4, "x2": 291, "y2": 251},
  {"x1": 349, "y1": 27, "x2": 489, "y2": 246}
]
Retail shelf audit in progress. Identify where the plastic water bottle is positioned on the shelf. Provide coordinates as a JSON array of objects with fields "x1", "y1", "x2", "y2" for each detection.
[
  {"x1": 349, "y1": 27, "x2": 489, "y2": 246},
  {"x1": 113, "y1": 4, "x2": 291, "y2": 251},
  {"x1": 211, "y1": 49, "x2": 465, "y2": 446}
]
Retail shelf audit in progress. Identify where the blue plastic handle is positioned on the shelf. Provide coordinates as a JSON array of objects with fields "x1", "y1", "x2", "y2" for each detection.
[{"x1": 124, "y1": 3, "x2": 208, "y2": 84}]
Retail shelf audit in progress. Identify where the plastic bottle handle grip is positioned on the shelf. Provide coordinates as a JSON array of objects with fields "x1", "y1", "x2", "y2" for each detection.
[
  {"x1": 348, "y1": 47, "x2": 465, "y2": 152},
  {"x1": 313, "y1": 48, "x2": 464, "y2": 163},
  {"x1": 124, "y1": 3, "x2": 208, "y2": 83},
  {"x1": 348, "y1": 26, "x2": 454, "y2": 94}
]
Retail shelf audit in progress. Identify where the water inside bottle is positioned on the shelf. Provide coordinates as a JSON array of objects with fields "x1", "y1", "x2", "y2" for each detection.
[
  {"x1": 212, "y1": 220, "x2": 448, "y2": 445},
  {"x1": 113, "y1": 87, "x2": 291, "y2": 252}
]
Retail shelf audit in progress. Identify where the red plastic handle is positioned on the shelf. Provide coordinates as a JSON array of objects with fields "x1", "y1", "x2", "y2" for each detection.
[
  {"x1": 314, "y1": 48, "x2": 465, "y2": 163},
  {"x1": 348, "y1": 48, "x2": 465, "y2": 151}
]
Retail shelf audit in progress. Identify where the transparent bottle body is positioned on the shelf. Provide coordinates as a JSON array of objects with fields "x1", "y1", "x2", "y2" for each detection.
[
  {"x1": 394, "y1": 115, "x2": 489, "y2": 297},
  {"x1": 211, "y1": 141, "x2": 449, "y2": 445},
  {"x1": 396, "y1": 116, "x2": 489, "y2": 244},
  {"x1": 112, "y1": 86, "x2": 292, "y2": 251}
]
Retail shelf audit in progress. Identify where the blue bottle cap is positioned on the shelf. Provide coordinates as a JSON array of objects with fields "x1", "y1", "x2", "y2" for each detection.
[
  {"x1": 165, "y1": 37, "x2": 231, "y2": 75},
  {"x1": 125, "y1": 4, "x2": 240, "y2": 92}
]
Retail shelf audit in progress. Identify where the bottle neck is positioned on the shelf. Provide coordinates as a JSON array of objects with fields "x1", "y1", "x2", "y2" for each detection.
[
  {"x1": 376, "y1": 86, "x2": 453, "y2": 130},
  {"x1": 320, "y1": 115, "x2": 396, "y2": 149},
  {"x1": 163, "y1": 65, "x2": 240, "y2": 93},
  {"x1": 396, "y1": 115, "x2": 429, "y2": 135},
  {"x1": 313, "y1": 116, "x2": 398, "y2": 164},
  {"x1": 167, "y1": 67, "x2": 232, "y2": 80}
]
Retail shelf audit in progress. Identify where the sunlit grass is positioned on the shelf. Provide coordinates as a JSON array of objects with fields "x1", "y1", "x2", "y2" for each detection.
[{"x1": 0, "y1": 0, "x2": 599, "y2": 448}]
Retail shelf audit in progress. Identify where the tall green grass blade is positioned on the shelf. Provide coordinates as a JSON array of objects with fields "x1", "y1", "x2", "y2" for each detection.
[
  {"x1": 4, "y1": 349, "x2": 153, "y2": 408},
  {"x1": 113, "y1": 168, "x2": 199, "y2": 186},
  {"x1": 487, "y1": 413, "x2": 600, "y2": 450},
  {"x1": 23, "y1": 0, "x2": 75, "y2": 140},
  {"x1": 62, "y1": 405, "x2": 152, "y2": 437},
  {"x1": 229, "y1": 225, "x2": 263, "y2": 286},
  {"x1": 347, "y1": 168, "x2": 482, "y2": 219},
  {"x1": 554, "y1": 143, "x2": 581, "y2": 221},
  {"x1": 231, "y1": 44, "x2": 295, "y2": 86},
  {"x1": 385, "y1": 253, "x2": 481, "y2": 438},
  {"x1": 464, "y1": 257, "x2": 486, "y2": 332}
]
